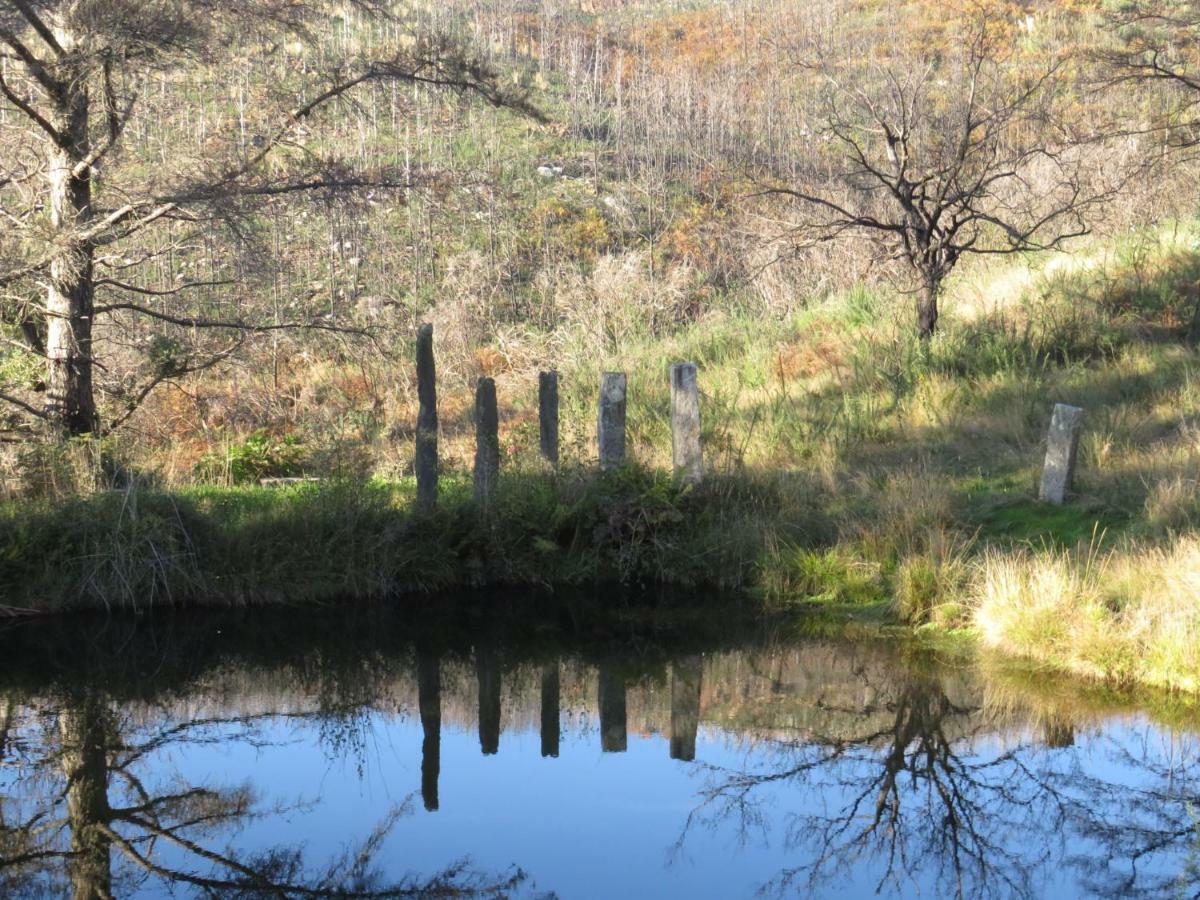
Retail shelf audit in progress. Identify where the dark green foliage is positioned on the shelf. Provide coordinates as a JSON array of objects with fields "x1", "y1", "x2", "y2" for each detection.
[
  {"x1": 0, "y1": 469, "x2": 809, "y2": 611},
  {"x1": 973, "y1": 498, "x2": 1120, "y2": 548},
  {"x1": 196, "y1": 432, "x2": 307, "y2": 484}
]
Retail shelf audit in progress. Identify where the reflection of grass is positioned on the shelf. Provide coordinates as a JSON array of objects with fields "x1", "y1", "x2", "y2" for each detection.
[{"x1": 979, "y1": 648, "x2": 1200, "y2": 734}]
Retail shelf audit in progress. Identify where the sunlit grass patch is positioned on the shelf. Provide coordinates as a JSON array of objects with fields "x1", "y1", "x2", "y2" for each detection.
[{"x1": 973, "y1": 537, "x2": 1200, "y2": 692}]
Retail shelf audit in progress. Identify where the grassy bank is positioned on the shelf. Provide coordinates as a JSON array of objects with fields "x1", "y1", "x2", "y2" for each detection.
[
  {"x1": 0, "y1": 469, "x2": 822, "y2": 609},
  {"x1": 5, "y1": 226, "x2": 1200, "y2": 694}
]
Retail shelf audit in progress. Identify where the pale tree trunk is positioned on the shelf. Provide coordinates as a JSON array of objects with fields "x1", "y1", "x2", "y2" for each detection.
[
  {"x1": 43, "y1": 25, "x2": 97, "y2": 436},
  {"x1": 59, "y1": 696, "x2": 113, "y2": 900},
  {"x1": 917, "y1": 275, "x2": 940, "y2": 340}
]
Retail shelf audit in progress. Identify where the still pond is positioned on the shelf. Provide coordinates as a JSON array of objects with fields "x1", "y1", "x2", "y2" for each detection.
[{"x1": 1, "y1": 600, "x2": 1197, "y2": 898}]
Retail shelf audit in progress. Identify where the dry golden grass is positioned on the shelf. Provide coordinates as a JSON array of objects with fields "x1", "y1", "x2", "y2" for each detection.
[{"x1": 973, "y1": 536, "x2": 1200, "y2": 691}]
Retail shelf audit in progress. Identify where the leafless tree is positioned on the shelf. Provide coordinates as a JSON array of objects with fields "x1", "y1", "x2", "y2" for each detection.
[
  {"x1": 759, "y1": 16, "x2": 1116, "y2": 339},
  {"x1": 1101, "y1": 2, "x2": 1200, "y2": 147},
  {"x1": 0, "y1": 0, "x2": 537, "y2": 439}
]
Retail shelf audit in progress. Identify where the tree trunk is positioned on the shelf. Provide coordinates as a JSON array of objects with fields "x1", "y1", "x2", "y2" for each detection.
[
  {"x1": 43, "y1": 31, "x2": 97, "y2": 436},
  {"x1": 916, "y1": 277, "x2": 939, "y2": 340}
]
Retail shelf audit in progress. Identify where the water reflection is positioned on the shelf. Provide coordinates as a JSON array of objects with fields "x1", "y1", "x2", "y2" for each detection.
[
  {"x1": 597, "y1": 664, "x2": 627, "y2": 754},
  {"x1": 476, "y1": 643, "x2": 502, "y2": 757},
  {"x1": 2, "y1": 688, "x2": 525, "y2": 898},
  {"x1": 540, "y1": 663, "x2": 560, "y2": 759},
  {"x1": 1, "y1": 607, "x2": 1199, "y2": 898},
  {"x1": 670, "y1": 656, "x2": 702, "y2": 762},
  {"x1": 417, "y1": 646, "x2": 441, "y2": 812}
]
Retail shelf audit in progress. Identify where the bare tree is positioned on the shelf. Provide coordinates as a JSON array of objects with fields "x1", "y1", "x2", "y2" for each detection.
[
  {"x1": 758, "y1": 16, "x2": 1113, "y2": 339},
  {"x1": 0, "y1": 0, "x2": 537, "y2": 439},
  {"x1": 1101, "y1": 2, "x2": 1200, "y2": 146}
]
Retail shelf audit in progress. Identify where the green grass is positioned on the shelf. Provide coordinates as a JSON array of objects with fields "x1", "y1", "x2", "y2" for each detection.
[{"x1": 0, "y1": 469, "x2": 819, "y2": 611}]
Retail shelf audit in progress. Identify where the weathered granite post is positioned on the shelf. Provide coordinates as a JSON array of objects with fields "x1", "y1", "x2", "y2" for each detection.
[
  {"x1": 670, "y1": 362, "x2": 702, "y2": 484},
  {"x1": 539, "y1": 371, "x2": 559, "y2": 467},
  {"x1": 670, "y1": 655, "x2": 702, "y2": 762},
  {"x1": 597, "y1": 664, "x2": 627, "y2": 753},
  {"x1": 473, "y1": 377, "x2": 500, "y2": 506},
  {"x1": 598, "y1": 372, "x2": 627, "y2": 470},
  {"x1": 1040, "y1": 403, "x2": 1084, "y2": 505},
  {"x1": 417, "y1": 648, "x2": 441, "y2": 811},
  {"x1": 540, "y1": 661, "x2": 560, "y2": 758},
  {"x1": 476, "y1": 646, "x2": 501, "y2": 756},
  {"x1": 415, "y1": 324, "x2": 438, "y2": 509}
]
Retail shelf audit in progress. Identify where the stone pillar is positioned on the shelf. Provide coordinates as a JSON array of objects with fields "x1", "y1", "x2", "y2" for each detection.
[
  {"x1": 473, "y1": 377, "x2": 500, "y2": 506},
  {"x1": 415, "y1": 324, "x2": 438, "y2": 509},
  {"x1": 539, "y1": 371, "x2": 559, "y2": 467},
  {"x1": 1040, "y1": 403, "x2": 1084, "y2": 505},
  {"x1": 540, "y1": 661, "x2": 560, "y2": 758},
  {"x1": 670, "y1": 362, "x2": 702, "y2": 484},
  {"x1": 598, "y1": 372, "x2": 627, "y2": 470},
  {"x1": 417, "y1": 649, "x2": 441, "y2": 811},
  {"x1": 476, "y1": 646, "x2": 501, "y2": 756},
  {"x1": 670, "y1": 655, "x2": 702, "y2": 762},
  {"x1": 597, "y1": 665, "x2": 627, "y2": 753}
]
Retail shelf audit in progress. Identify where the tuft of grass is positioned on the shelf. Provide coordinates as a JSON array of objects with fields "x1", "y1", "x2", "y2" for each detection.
[{"x1": 973, "y1": 536, "x2": 1200, "y2": 691}]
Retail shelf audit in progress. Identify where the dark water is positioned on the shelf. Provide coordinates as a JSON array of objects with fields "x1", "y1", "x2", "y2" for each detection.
[{"x1": 1, "y1": 601, "x2": 1199, "y2": 899}]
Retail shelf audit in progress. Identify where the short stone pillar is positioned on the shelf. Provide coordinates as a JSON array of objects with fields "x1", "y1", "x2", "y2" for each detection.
[
  {"x1": 1040, "y1": 403, "x2": 1084, "y2": 505},
  {"x1": 598, "y1": 372, "x2": 627, "y2": 470},
  {"x1": 539, "y1": 371, "x2": 559, "y2": 467},
  {"x1": 473, "y1": 377, "x2": 499, "y2": 506},
  {"x1": 670, "y1": 362, "x2": 702, "y2": 484},
  {"x1": 415, "y1": 324, "x2": 438, "y2": 509}
]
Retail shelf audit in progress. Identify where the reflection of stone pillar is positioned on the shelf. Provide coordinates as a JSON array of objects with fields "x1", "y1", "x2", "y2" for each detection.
[
  {"x1": 1042, "y1": 717, "x2": 1075, "y2": 749},
  {"x1": 476, "y1": 646, "x2": 501, "y2": 756},
  {"x1": 598, "y1": 665, "x2": 627, "y2": 753},
  {"x1": 59, "y1": 695, "x2": 113, "y2": 900},
  {"x1": 670, "y1": 656, "x2": 702, "y2": 762},
  {"x1": 541, "y1": 662, "x2": 560, "y2": 758},
  {"x1": 417, "y1": 649, "x2": 441, "y2": 811}
]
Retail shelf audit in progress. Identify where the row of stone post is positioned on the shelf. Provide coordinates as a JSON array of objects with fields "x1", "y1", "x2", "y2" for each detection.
[
  {"x1": 420, "y1": 325, "x2": 1087, "y2": 507},
  {"x1": 415, "y1": 325, "x2": 703, "y2": 509}
]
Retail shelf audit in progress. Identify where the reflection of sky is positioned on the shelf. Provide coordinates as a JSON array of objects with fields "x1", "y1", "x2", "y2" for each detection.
[
  {"x1": 158, "y1": 718, "x2": 789, "y2": 898},
  {"x1": 22, "y1": 710, "x2": 1186, "y2": 899}
]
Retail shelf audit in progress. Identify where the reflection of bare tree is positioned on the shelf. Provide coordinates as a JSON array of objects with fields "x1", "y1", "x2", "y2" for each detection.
[
  {"x1": 678, "y1": 665, "x2": 1200, "y2": 900},
  {"x1": 0, "y1": 690, "x2": 526, "y2": 899}
]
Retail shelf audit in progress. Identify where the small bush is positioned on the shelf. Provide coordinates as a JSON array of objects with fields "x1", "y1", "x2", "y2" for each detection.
[{"x1": 197, "y1": 432, "x2": 307, "y2": 485}]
